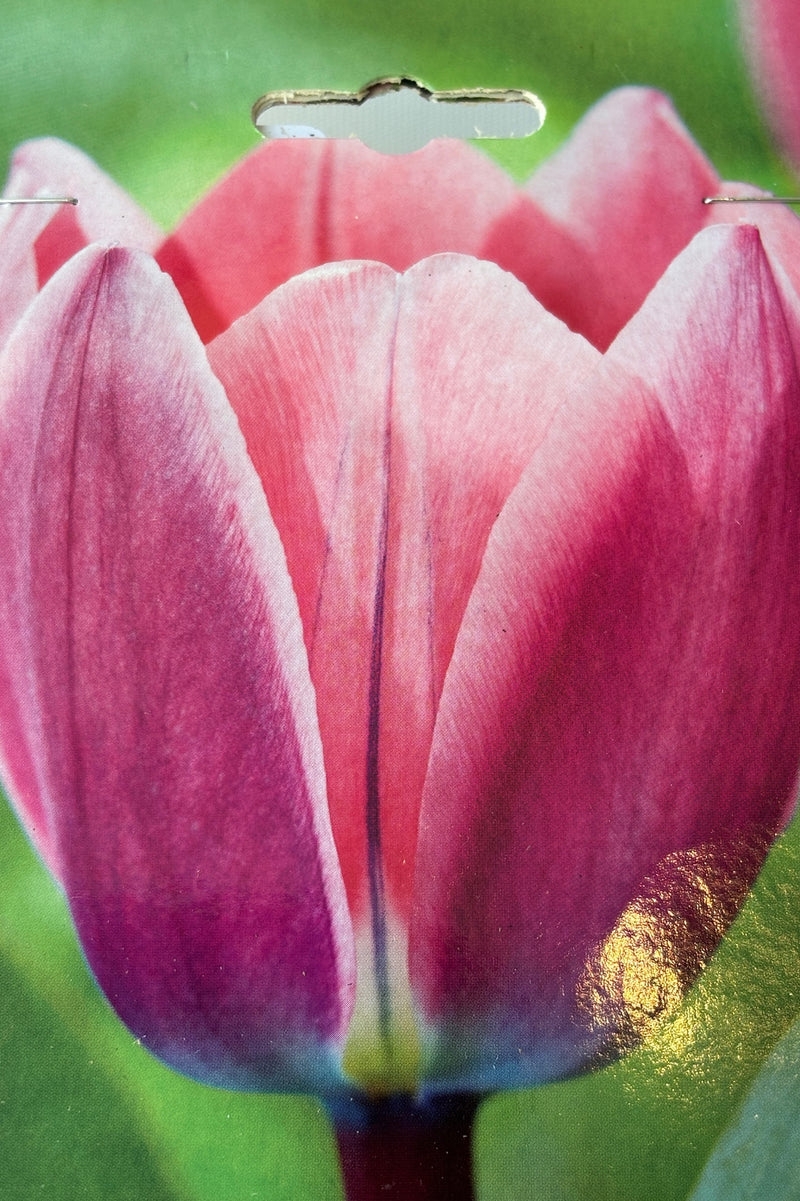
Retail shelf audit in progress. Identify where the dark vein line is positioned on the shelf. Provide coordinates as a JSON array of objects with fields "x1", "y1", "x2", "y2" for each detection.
[{"x1": 366, "y1": 418, "x2": 392, "y2": 1046}]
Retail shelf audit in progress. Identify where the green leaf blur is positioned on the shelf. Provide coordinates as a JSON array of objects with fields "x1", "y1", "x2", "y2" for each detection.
[
  {"x1": 689, "y1": 1016, "x2": 800, "y2": 1200},
  {"x1": 1, "y1": 0, "x2": 796, "y2": 227}
]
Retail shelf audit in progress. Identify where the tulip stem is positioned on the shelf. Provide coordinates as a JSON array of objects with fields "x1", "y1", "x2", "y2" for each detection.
[{"x1": 327, "y1": 1092, "x2": 481, "y2": 1201}]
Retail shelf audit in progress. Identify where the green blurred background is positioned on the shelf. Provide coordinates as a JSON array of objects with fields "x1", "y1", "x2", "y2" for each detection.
[
  {"x1": 1, "y1": 0, "x2": 796, "y2": 224},
  {"x1": 3, "y1": 1, "x2": 800, "y2": 1198}
]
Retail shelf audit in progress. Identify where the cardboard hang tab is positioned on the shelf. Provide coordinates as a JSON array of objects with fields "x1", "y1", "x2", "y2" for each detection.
[{"x1": 252, "y1": 77, "x2": 546, "y2": 154}]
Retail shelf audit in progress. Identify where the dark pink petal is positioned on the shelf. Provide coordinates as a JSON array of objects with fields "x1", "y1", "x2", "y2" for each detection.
[
  {"x1": 482, "y1": 88, "x2": 720, "y2": 348},
  {"x1": 738, "y1": 0, "x2": 800, "y2": 171},
  {"x1": 411, "y1": 224, "x2": 800, "y2": 1091},
  {"x1": 209, "y1": 256, "x2": 598, "y2": 1050},
  {"x1": 0, "y1": 246, "x2": 354, "y2": 1092},
  {"x1": 158, "y1": 139, "x2": 518, "y2": 342}
]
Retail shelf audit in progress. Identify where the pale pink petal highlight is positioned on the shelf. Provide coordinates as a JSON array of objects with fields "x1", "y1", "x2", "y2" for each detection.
[
  {"x1": 0, "y1": 140, "x2": 162, "y2": 349},
  {"x1": 8, "y1": 139, "x2": 161, "y2": 283},
  {"x1": 0, "y1": 206, "x2": 52, "y2": 351}
]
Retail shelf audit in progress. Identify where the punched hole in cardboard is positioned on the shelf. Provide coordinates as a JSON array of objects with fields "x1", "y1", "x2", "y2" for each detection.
[{"x1": 252, "y1": 77, "x2": 545, "y2": 155}]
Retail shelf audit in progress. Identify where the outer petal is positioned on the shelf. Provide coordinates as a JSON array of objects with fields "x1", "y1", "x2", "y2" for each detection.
[
  {"x1": 209, "y1": 255, "x2": 599, "y2": 1075},
  {"x1": 0, "y1": 246, "x2": 354, "y2": 1093},
  {"x1": 0, "y1": 201, "x2": 54, "y2": 352},
  {"x1": 738, "y1": 0, "x2": 800, "y2": 172},
  {"x1": 411, "y1": 225, "x2": 800, "y2": 1091},
  {"x1": 482, "y1": 88, "x2": 720, "y2": 349},
  {"x1": 704, "y1": 183, "x2": 800, "y2": 357},
  {"x1": 157, "y1": 139, "x2": 518, "y2": 342},
  {"x1": 0, "y1": 139, "x2": 161, "y2": 349}
]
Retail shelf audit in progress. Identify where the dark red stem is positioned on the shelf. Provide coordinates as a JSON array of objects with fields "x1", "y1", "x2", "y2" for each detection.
[{"x1": 326, "y1": 1093, "x2": 482, "y2": 1201}]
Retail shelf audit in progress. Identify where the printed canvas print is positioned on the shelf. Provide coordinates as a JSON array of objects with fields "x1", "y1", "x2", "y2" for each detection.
[{"x1": 3, "y1": 1, "x2": 800, "y2": 1198}]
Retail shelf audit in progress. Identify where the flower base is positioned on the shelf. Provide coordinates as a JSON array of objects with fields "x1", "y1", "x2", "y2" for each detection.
[{"x1": 327, "y1": 1092, "x2": 481, "y2": 1201}]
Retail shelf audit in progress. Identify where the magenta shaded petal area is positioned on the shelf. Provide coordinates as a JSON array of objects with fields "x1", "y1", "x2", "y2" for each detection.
[
  {"x1": 0, "y1": 246, "x2": 354, "y2": 1093},
  {"x1": 410, "y1": 225, "x2": 800, "y2": 1092},
  {"x1": 157, "y1": 139, "x2": 518, "y2": 342},
  {"x1": 738, "y1": 0, "x2": 800, "y2": 172},
  {"x1": 482, "y1": 88, "x2": 720, "y2": 349}
]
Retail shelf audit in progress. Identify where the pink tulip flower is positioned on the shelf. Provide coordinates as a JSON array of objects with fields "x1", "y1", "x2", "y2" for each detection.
[
  {"x1": 739, "y1": 0, "x2": 800, "y2": 174},
  {"x1": 2, "y1": 87, "x2": 800, "y2": 1199}
]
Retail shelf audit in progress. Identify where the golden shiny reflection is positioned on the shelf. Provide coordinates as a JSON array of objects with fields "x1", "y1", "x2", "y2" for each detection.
[{"x1": 578, "y1": 839, "x2": 763, "y2": 1053}]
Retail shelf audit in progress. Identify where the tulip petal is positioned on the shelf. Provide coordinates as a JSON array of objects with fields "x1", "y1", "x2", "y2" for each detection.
[
  {"x1": 411, "y1": 224, "x2": 800, "y2": 1091},
  {"x1": 209, "y1": 255, "x2": 599, "y2": 1062},
  {"x1": 482, "y1": 88, "x2": 720, "y2": 349},
  {"x1": 0, "y1": 139, "x2": 161, "y2": 334},
  {"x1": 703, "y1": 183, "x2": 800, "y2": 355},
  {"x1": 0, "y1": 140, "x2": 161, "y2": 353},
  {"x1": 0, "y1": 246, "x2": 354, "y2": 1092},
  {"x1": 738, "y1": 0, "x2": 800, "y2": 173},
  {"x1": 158, "y1": 139, "x2": 518, "y2": 342},
  {"x1": 0, "y1": 201, "x2": 55, "y2": 353}
]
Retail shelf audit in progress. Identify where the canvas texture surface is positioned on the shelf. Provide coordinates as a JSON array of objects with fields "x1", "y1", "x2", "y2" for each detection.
[{"x1": 2, "y1": 3, "x2": 800, "y2": 1199}]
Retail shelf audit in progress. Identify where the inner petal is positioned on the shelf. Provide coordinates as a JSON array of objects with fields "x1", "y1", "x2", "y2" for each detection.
[{"x1": 209, "y1": 254, "x2": 599, "y2": 1078}]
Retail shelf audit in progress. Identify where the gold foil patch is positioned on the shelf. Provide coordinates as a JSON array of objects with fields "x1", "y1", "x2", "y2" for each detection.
[{"x1": 577, "y1": 838, "x2": 766, "y2": 1053}]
